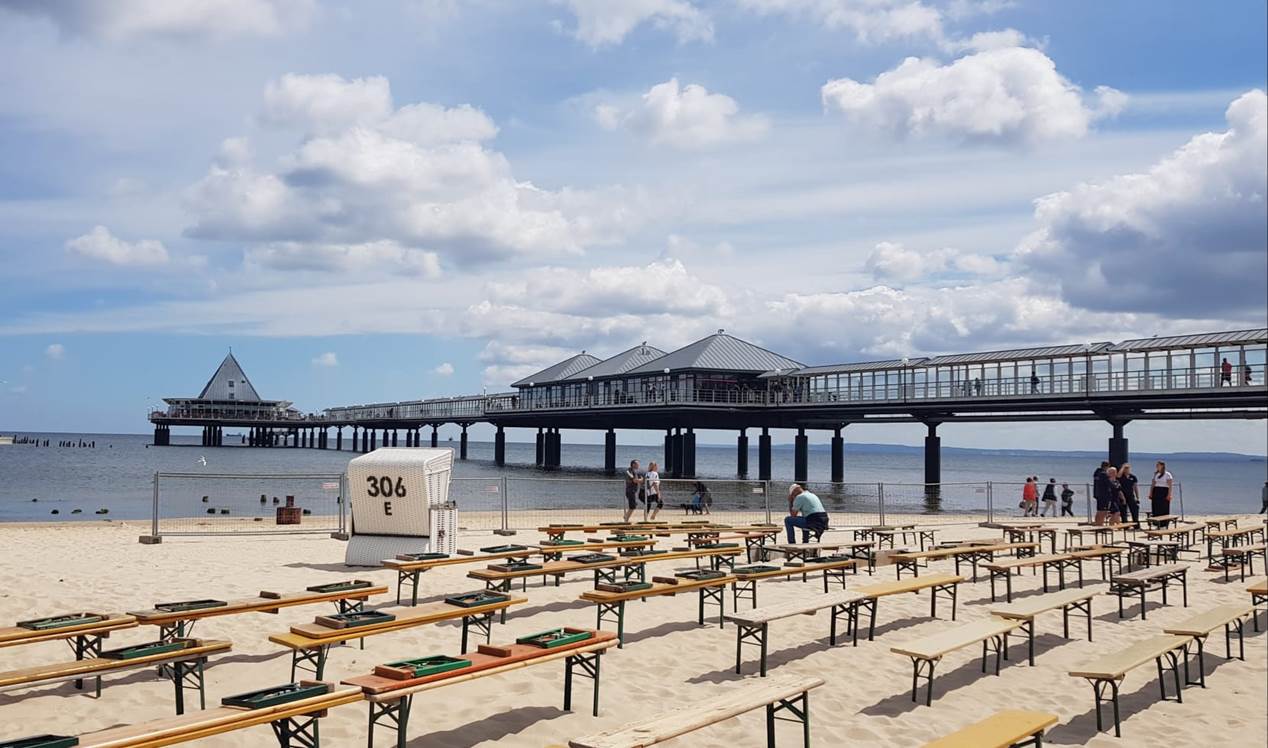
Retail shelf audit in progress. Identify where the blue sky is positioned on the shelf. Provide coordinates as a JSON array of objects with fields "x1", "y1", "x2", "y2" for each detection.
[{"x1": 0, "y1": 0, "x2": 1265, "y2": 454}]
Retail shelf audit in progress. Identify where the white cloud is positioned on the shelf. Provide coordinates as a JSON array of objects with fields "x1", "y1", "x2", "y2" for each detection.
[
  {"x1": 556, "y1": 0, "x2": 712, "y2": 47},
  {"x1": 487, "y1": 258, "x2": 730, "y2": 317},
  {"x1": 246, "y1": 240, "x2": 441, "y2": 277},
  {"x1": 1018, "y1": 89, "x2": 1268, "y2": 318},
  {"x1": 65, "y1": 225, "x2": 170, "y2": 266},
  {"x1": 596, "y1": 78, "x2": 770, "y2": 149},
  {"x1": 185, "y1": 74, "x2": 631, "y2": 266},
  {"x1": 737, "y1": 0, "x2": 945, "y2": 44},
  {"x1": 45, "y1": 343, "x2": 65, "y2": 360},
  {"x1": 822, "y1": 46, "x2": 1126, "y2": 143},
  {"x1": 0, "y1": 0, "x2": 314, "y2": 40},
  {"x1": 865, "y1": 241, "x2": 1005, "y2": 282},
  {"x1": 311, "y1": 351, "x2": 338, "y2": 367},
  {"x1": 433, "y1": 362, "x2": 455, "y2": 376}
]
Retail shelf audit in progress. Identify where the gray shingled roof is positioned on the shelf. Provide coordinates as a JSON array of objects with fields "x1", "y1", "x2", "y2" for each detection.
[
  {"x1": 625, "y1": 332, "x2": 803, "y2": 375},
  {"x1": 924, "y1": 343, "x2": 1112, "y2": 367},
  {"x1": 511, "y1": 352, "x2": 603, "y2": 387},
  {"x1": 561, "y1": 344, "x2": 667, "y2": 382},
  {"x1": 198, "y1": 352, "x2": 262, "y2": 401},
  {"x1": 1109, "y1": 329, "x2": 1268, "y2": 352}
]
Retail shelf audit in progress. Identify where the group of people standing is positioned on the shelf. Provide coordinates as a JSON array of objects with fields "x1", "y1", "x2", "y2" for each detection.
[
  {"x1": 622, "y1": 459, "x2": 713, "y2": 521},
  {"x1": 1092, "y1": 460, "x2": 1174, "y2": 525},
  {"x1": 1020, "y1": 477, "x2": 1075, "y2": 517}
]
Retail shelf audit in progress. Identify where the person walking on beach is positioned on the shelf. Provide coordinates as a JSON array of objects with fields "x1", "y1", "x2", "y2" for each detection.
[
  {"x1": 1260, "y1": 481, "x2": 1268, "y2": 514},
  {"x1": 1118, "y1": 463, "x2": 1140, "y2": 525},
  {"x1": 622, "y1": 460, "x2": 642, "y2": 522},
  {"x1": 1021, "y1": 477, "x2": 1038, "y2": 516},
  {"x1": 642, "y1": 461, "x2": 663, "y2": 520},
  {"x1": 785, "y1": 483, "x2": 829, "y2": 544},
  {"x1": 1060, "y1": 483, "x2": 1075, "y2": 517},
  {"x1": 1220, "y1": 357, "x2": 1232, "y2": 385},
  {"x1": 1040, "y1": 478, "x2": 1058, "y2": 516},
  {"x1": 690, "y1": 481, "x2": 712, "y2": 515},
  {"x1": 1149, "y1": 461, "x2": 1174, "y2": 519},
  {"x1": 1105, "y1": 467, "x2": 1125, "y2": 521},
  {"x1": 1092, "y1": 461, "x2": 1111, "y2": 525}
]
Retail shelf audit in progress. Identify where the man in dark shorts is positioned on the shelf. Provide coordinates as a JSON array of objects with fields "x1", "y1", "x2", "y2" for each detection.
[
  {"x1": 1092, "y1": 461, "x2": 1111, "y2": 525},
  {"x1": 622, "y1": 459, "x2": 642, "y2": 522}
]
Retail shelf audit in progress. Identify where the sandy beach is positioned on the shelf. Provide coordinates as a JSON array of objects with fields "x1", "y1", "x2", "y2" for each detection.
[{"x1": 0, "y1": 519, "x2": 1263, "y2": 747}]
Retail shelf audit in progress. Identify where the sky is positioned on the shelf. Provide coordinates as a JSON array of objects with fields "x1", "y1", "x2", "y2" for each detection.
[{"x1": 0, "y1": 0, "x2": 1265, "y2": 454}]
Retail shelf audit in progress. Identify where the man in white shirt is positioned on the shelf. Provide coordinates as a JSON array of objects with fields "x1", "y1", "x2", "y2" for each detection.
[
  {"x1": 785, "y1": 483, "x2": 829, "y2": 544},
  {"x1": 642, "y1": 461, "x2": 663, "y2": 520}
]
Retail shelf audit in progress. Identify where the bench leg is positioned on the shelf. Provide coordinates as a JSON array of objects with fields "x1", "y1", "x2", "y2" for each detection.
[
  {"x1": 699, "y1": 585, "x2": 725, "y2": 629},
  {"x1": 70, "y1": 633, "x2": 104, "y2": 690},
  {"x1": 733, "y1": 579, "x2": 757, "y2": 609},
  {"x1": 291, "y1": 645, "x2": 330, "y2": 681},
  {"x1": 1087, "y1": 677, "x2": 1122, "y2": 737},
  {"x1": 736, "y1": 622, "x2": 769, "y2": 676},
  {"x1": 397, "y1": 569, "x2": 420, "y2": 607},
  {"x1": 1184, "y1": 637, "x2": 1206, "y2": 687},
  {"x1": 909, "y1": 657, "x2": 938, "y2": 706},
  {"x1": 461, "y1": 612, "x2": 493, "y2": 654},
  {"x1": 596, "y1": 601, "x2": 625, "y2": 648},
  {"x1": 271, "y1": 715, "x2": 319, "y2": 748},
  {"x1": 1156, "y1": 649, "x2": 1184, "y2": 703},
  {"x1": 366, "y1": 695, "x2": 412, "y2": 748},
  {"x1": 765, "y1": 691, "x2": 810, "y2": 748},
  {"x1": 169, "y1": 657, "x2": 205, "y2": 715},
  {"x1": 564, "y1": 650, "x2": 602, "y2": 716}
]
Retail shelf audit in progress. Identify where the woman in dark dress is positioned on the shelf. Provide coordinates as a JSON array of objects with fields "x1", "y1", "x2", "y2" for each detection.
[
  {"x1": 1118, "y1": 463, "x2": 1140, "y2": 525},
  {"x1": 1149, "y1": 461, "x2": 1174, "y2": 519}
]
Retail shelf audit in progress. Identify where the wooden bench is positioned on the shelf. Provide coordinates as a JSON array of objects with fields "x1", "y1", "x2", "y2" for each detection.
[
  {"x1": 1124, "y1": 539, "x2": 1181, "y2": 568},
  {"x1": 1146, "y1": 514, "x2": 1181, "y2": 528},
  {"x1": 891, "y1": 618, "x2": 1026, "y2": 705},
  {"x1": 580, "y1": 575, "x2": 736, "y2": 647},
  {"x1": 568, "y1": 675, "x2": 824, "y2": 748},
  {"x1": 1068, "y1": 634, "x2": 1194, "y2": 737},
  {"x1": 76, "y1": 682, "x2": 362, "y2": 747},
  {"x1": 1249, "y1": 578, "x2": 1267, "y2": 631},
  {"x1": 1143, "y1": 522, "x2": 1204, "y2": 549},
  {"x1": 982, "y1": 554, "x2": 1073, "y2": 602},
  {"x1": 0, "y1": 612, "x2": 138, "y2": 687},
  {"x1": 890, "y1": 542, "x2": 1037, "y2": 581},
  {"x1": 1205, "y1": 525, "x2": 1268, "y2": 563},
  {"x1": 268, "y1": 596, "x2": 526, "y2": 679},
  {"x1": 991, "y1": 587, "x2": 1100, "y2": 665},
  {"x1": 346, "y1": 629, "x2": 618, "y2": 746},
  {"x1": 1209, "y1": 543, "x2": 1266, "y2": 581},
  {"x1": 730, "y1": 558, "x2": 858, "y2": 608},
  {"x1": 1162, "y1": 603, "x2": 1256, "y2": 683},
  {"x1": 129, "y1": 583, "x2": 388, "y2": 641},
  {"x1": 0, "y1": 638, "x2": 230, "y2": 715},
  {"x1": 1002, "y1": 526, "x2": 1059, "y2": 555},
  {"x1": 1066, "y1": 546, "x2": 1126, "y2": 581},
  {"x1": 922, "y1": 710, "x2": 1058, "y2": 748},
  {"x1": 872, "y1": 527, "x2": 938, "y2": 551},
  {"x1": 1109, "y1": 564, "x2": 1187, "y2": 619},
  {"x1": 1064, "y1": 525, "x2": 1119, "y2": 548},
  {"x1": 467, "y1": 547, "x2": 744, "y2": 597},
  {"x1": 724, "y1": 590, "x2": 865, "y2": 676},
  {"x1": 1204, "y1": 517, "x2": 1239, "y2": 532}
]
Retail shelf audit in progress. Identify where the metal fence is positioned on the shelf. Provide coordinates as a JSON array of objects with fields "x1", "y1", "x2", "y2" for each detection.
[
  {"x1": 144, "y1": 472, "x2": 1185, "y2": 538},
  {"x1": 148, "y1": 472, "x2": 346, "y2": 537}
]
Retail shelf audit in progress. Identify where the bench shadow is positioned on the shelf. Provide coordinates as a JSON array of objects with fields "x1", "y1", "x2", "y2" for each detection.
[
  {"x1": 621, "y1": 619, "x2": 723, "y2": 646},
  {"x1": 1094, "y1": 600, "x2": 1169, "y2": 622},
  {"x1": 281, "y1": 561, "x2": 365, "y2": 572},
  {"x1": 406, "y1": 705, "x2": 567, "y2": 747},
  {"x1": 686, "y1": 636, "x2": 836, "y2": 684},
  {"x1": 859, "y1": 646, "x2": 1031, "y2": 718}
]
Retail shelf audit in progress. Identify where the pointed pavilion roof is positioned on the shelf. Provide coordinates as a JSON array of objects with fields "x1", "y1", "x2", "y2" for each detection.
[
  {"x1": 511, "y1": 352, "x2": 603, "y2": 388},
  {"x1": 625, "y1": 331, "x2": 803, "y2": 375},
  {"x1": 198, "y1": 352, "x2": 263, "y2": 402},
  {"x1": 562, "y1": 343, "x2": 667, "y2": 382}
]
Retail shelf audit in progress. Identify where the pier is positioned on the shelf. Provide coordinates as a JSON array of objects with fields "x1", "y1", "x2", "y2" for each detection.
[{"x1": 149, "y1": 329, "x2": 1268, "y2": 484}]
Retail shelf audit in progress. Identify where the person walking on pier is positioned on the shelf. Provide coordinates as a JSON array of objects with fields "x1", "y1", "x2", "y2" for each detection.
[
  {"x1": 1220, "y1": 357, "x2": 1232, "y2": 385},
  {"x1": 784, "y1": 483, "x2": 829, "y2": 544},
  {"x1": 1118, "y1": 463, "x2": 1140, "y2": 525},
  {"x1": 623, "y1": 460, "x2": 643, "y2": 523},
  {"x1": 1149, "y1": 461, "x2": 1174, "y2": 519},
  {"x1": 1029, "y1": 370, "x2": 1041, "y2": 393},
  {"x1": 1040, "y1": 478, "x2": 1058, "y2": 516},
  {"x1": 643, "y1": 461, "x2": 663, "y2": 520}
]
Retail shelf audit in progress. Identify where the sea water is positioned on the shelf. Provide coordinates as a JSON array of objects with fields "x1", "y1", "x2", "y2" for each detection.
[{"x1": 0, "y1": 432, "x2": 1263, "y2": 520}]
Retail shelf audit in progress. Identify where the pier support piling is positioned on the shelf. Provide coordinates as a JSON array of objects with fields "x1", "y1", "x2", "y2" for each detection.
[
  {"x1": 604, "y1": 430, "x2": 616, "y2": 475},
  {"x1": 671, "y1": 429, "x2": 684, "y2": 479},
  {"x1": 683, "y1": 428, "x2": 697, "y2": 478},
  {"x1": 460, "y1": 425, "x2": 468, "y2": 460},
  {"x1": 663, "y1": 430, "x2": 675, "y2": 476},
  {"x1": 737, "y1": 429, "x2": 748, "y2": 477},
  {"x1": 336, "y1": 428, "x2": 343, "y2": 451},
  {"x1": 430, "y1": 426, "x2": 438, "y2": 448},
  {"x1": 830, "y1": 427, "x2": 844, "y2": 483},
  {"x1": 1108, "y1": 420, "x2": 1130, "y2": 467},
  {"x1": 369, "y1": 429, "x2": 377, "y2": 451},
  {"x1": 924, "y1": 422, "x2": 941, "y2": 486},
  {"x1": 392, "y1": 430, "x2": 398, "y2": 448},
  {"x1": 494, "y1": 426, "x2": 506, "y2": 466},
  {"x1": 794, "y1": 428, "x2": 808, "y2": 484},
  {"x1": 758, "y1": 428, "x2": 772, "y2": 482},
  {"x1": 535, "y1": 429, "x2": 544, "y2": 467}
]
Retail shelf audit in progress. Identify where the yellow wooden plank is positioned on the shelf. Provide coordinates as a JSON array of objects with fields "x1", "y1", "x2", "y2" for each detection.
[
  {"x1": 1068, "y1": 634, "x2": 1191, "y2": 679},
  {"x1": 923, "y1": 710, "x2": 1058, "y2": 748}
]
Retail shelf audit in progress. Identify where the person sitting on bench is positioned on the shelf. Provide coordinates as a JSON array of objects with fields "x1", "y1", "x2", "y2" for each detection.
[
  {"x1": 784, "y1": 483, "x2": 829, "y2": 544},
  {"x1": 691, "y1": 481, "x2": 712, "y2": 515}
]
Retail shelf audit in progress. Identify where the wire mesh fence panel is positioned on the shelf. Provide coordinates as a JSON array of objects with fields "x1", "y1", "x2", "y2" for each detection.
[
  {"x1": 797, "y1": 482, "x2": 882, "y2": 528},
  {"x1": 992, "y1": 481, "x2": 1092, "y2": 523},
  {"x1": 155, "y1": 472, "x2": 343, "y2": 536},
  {"x1": 657, "y1": 479, "x2": 770, "y2": 525},
  {"x1": 880, "y1": 482, "x2": 990, "y2": 526},
  {"x1": 504, "y1": 477, "x2": 630, "y2": 529},
  {"x1": 448, "y1": 477, "x2": 507, "y2": 531}
]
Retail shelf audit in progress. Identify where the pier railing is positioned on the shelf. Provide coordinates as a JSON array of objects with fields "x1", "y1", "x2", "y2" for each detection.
[{"x1": 140, "y1": 473, "x2": 1185, "y2": 539}]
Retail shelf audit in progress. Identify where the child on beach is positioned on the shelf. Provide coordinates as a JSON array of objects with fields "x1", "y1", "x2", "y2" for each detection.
[{"x1": 1060, "y1": 483, "x2": 1075, "y2": 516}]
